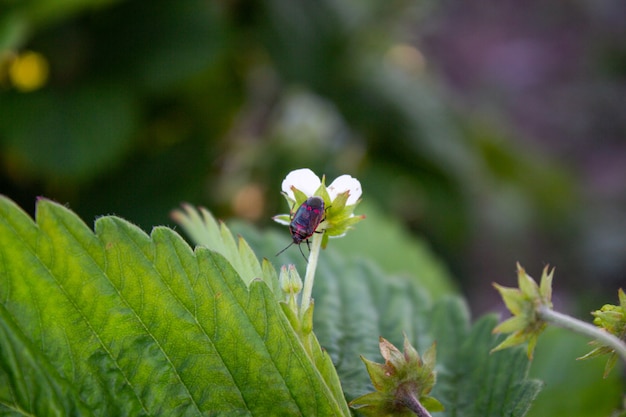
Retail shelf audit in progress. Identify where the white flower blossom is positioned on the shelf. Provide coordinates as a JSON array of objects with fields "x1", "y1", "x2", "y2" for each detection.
[
  {"x1": 327, "y1": 174, "x2": 362, "y2": 205},
  {"x1": 274, "y1": 168, "x2": 365, "y2": 240},
  {"x1": 281, "y1": 168, "x2": 362, "y2": 205},
  {"x1": 281, "y1": 168, "x2": 321, "y2": 200}
]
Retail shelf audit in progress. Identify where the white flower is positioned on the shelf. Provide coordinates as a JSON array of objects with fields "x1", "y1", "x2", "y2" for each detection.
[
  {"x1": 327, "y1": 174, "x2": 362, "y2": 205},
  {"x1": 281, "y1": 168, "x2": 362, "y2": 205},
  {"x1": 274, "y1": 168, "x2": 365, "y2": 241},
  {"x1": 281, "y1": 168, "x2": 321, "y2": 200}
]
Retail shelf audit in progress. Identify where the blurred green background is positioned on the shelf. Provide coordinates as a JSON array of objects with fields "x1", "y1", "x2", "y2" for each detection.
[{"x1": 1, "y1": 0, "x2": 624, "y2": 413}]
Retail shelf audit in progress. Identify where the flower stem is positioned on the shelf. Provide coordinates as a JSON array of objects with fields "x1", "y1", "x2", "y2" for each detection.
[
  {"x1": 399, "y1": 391, "x2": 432, "y2": 417},
  {"x1": 538, "y1": 306, "x2": 626, "y2": 364},
  {"x1": 300, "y1": 231, "x2": 323, "y2": 317}
]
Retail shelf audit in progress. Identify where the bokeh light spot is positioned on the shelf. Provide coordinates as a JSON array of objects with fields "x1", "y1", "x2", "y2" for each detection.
[{"x1": 9, "y1": 51, "x2": 49, "y2": 92}]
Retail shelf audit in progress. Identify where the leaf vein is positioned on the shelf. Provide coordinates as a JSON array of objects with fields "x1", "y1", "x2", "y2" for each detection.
[
  {"x1": 107, "y1": 225, "x2": 204, "y2": 416},
  {"x1": 45, "y1": 213, "x2": 152, "y2": 415}
]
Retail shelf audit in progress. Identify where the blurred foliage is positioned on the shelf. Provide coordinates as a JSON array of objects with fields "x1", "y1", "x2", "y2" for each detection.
[
  {"x1": 0, "y1": 0, "x2": 588, "y2": 278},
  {"x1": 0, "y1": 0, "x2": 624, "y2": 414},
  {"x1": 528, "y1": 327, "x2": 624, "y2": 417}
]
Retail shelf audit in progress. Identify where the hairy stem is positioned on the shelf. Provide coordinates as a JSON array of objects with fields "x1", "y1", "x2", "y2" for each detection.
[
  {"x1": 399, "y1": 391, "x2": 432, "y2": 417},
  {"x1": 538, "y1": 306, "x2": 626, "y2": 364},
  {"x1": 300, "y1": 231, "x2": 323, "y2": 317}
]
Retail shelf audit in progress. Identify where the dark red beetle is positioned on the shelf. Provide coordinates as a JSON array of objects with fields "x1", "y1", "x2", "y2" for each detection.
[{"x1": 276, "y1": 196, "x2": 325, "y2": 261}]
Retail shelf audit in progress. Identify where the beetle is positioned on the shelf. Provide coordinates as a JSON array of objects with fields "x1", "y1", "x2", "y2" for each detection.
[{"x1": 276, "y1": 196, "x2": 325, "y2": 261}]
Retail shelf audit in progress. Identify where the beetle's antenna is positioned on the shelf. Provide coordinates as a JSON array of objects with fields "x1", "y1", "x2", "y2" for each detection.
[
  {"x1": 298, "y1": 243, "x2": 309, "y2": 263},
  {"x1": 276, "y1": 241, "x2": 309, "y2": 263},
  {"x1": 276, "y1": 242, "x2": 294, "y2": 257}
]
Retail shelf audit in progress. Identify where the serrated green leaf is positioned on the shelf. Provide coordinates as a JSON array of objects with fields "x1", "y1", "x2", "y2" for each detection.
[
  {"x1": 321, "y1": 202, "x2": 455, "y2": 299},
  {"x1": 314, "y1": 262, "x2": 542, "y2": 417},
  {"x1": 172, "y1": 204, "x2": 278, "y2": 296},
  {"x1": 432, "y1": 310, "x2": 542, "y2": 417},
  {"x1": 0, "y1": 196, "x2": 351, "y2": 416},
  {"x1": 215, "y1": 212, "x2": 543, "y2": 416}
]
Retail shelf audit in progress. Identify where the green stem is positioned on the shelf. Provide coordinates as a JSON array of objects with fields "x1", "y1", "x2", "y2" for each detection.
[
  {"x1": 538, "y1": 306, "x2": 626, "y2": 364},
  {"x1": 300, "y1": 231, "x2": 323, "y2": 317}
]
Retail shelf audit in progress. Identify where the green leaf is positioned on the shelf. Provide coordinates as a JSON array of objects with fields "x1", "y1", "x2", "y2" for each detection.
[
  {"x1": 172, "y1": 204, "x2": 281, "y2": 297},
  {"x1": 0, "y1": 196, "x2": 351, "y2": 416},
  {"x1": 431, "y1": 307, "x2": 543, "y2": 417},
  {"x1": 186, "y1": 205, "x2": 555, "y2": 416},
  {"x1": 253, "y1": 252, "x2": 534, "y2": 414},
  {"x1": 312, "y1": 261, "x2": 543, "y2": 417},
  {"x1": 229, "y1": 219, "x2": 543, "y2": 417},
  {"x1": 0, "y1": 303, "x2": 95, "y2": 416},
  {"x1": 325, "y1": 202, "x2": 456, "y2": 299}
]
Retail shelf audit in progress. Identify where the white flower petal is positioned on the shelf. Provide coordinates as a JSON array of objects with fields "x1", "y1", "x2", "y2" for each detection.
[
  {"x1": 327, "y1": 175, "x2": 362, "y2": 204},
  {"x1": 281, "y1": 168, "x2": 321, "y2": 199}
]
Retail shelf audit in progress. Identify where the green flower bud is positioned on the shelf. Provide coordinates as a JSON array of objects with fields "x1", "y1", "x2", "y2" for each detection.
[
  {"x1": 579, "y1": 288, "x2": 626, "y2": 377},
  {"x1": 279, "y1": 264, "x2": 302, "y2": 314},
  {"x1": 492, "y1": 264, "x2": 554, "y2": 359},
  {"x1": 350, "y1": 335, "x2": 444, "y2": 417}
]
